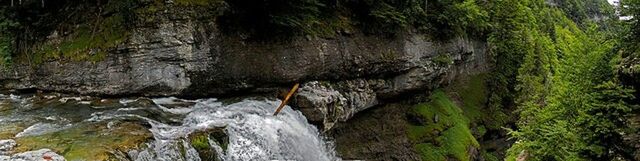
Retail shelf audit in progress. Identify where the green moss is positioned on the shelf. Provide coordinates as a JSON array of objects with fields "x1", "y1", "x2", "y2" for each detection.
[
  {"x1": 179, "y1": 142, "x2": 187, "y2": 157},
  {"x1": 190, "y1": 133, "x2": 210, "y2": 150},
  {"x1": 0, "y1": 123, "x2": 26, "y2": 139},
  {"x1": 31, "y1": 5, "x2": 129, "y2": 64},
  {"x1": 175, "y1": 0, "x2": 220, "y2": 6},
  {"x1": 409, "y1": 90, "x2": 480, "y2": 161},
  {"x1": 14, "y1": 122, "x2": 151, "y2": 161},
  {"x1": 455, "y1": 74, "x2": 487, "y2": 123},
  {"x1": 448, "y1": 73, "x2": 510, "y2": 131},
  {"x1": 475, "y1": 125, "x2": 487, "y2": 137},
  {"x1": 481, "y1": 151, "x2": 500, "y2": 161},
  {"x1": 312, "y1": 15, "x2": 356, "y2": 38},
  {"x1": 188, "y1": 128, "x2": 227, "y2": 161},
  {"x1": 434, "y1": 54, "x2": 454, "y2": 66}
]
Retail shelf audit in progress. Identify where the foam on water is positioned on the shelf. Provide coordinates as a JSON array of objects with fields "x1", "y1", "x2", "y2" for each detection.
[
  {"x1": 133, "y1": 98, "x2": 338, "y2": 161},
  {"x1": 1, "y1": 94, "x2": 339, "y2": 161}
]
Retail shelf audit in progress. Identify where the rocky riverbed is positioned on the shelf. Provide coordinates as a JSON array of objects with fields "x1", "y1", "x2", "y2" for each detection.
[{"x1": 0, "y1": 93, "x2": 338, "y2": 161}]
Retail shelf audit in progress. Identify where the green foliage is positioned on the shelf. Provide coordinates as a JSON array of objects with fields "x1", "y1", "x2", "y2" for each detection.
[
  {"x1": 30, "y1": 1, "x2": 132, "y2": 64},
  {"x1": 424, "y1": 0, "x2": 489, "y2": 37},
  {"x1": 347, "y1": 0, "x2": 488, "y2": 37},
  {"x1": 555, "y1": 0, "x2": 616, "y2": 26},
  {"x1": 496, "y1": 0, "x2": 636, "y2": 160},
  {"x1": 448, "y1": 73, "x2": 509, "y2": 131},
  {"x1": 619, "y1": 0, "x2": 640, "y2": 80},
  {"x1": 218, "y1": 0, "x2": 328, "y2": 39},
  {"x1": 485, "y1": 0, "x2": 538, "y2": 129},
  {"x1": 218, "y1": 0, "x2": 489, "y2": 39},
  {"x1": 409, "y1": 90, "x2": 479, "y2": 161},
  {"x1": 578, "y1": 81, "x2": 637, "y2": 159},
  {"x1": 481, "y1": 151, "x2": 500, "y2": 161},
  {"x1": 541, "y1": 1, "x2": 618, "y2": 34},
  {"x1": 433, "y1": 54, "x2": 454, "y2": 66},
  {"x1": 506, "y1": 120, "x2": 584, "y2": 161},
  {"x1": 175, "y1": 0, "x2": 218, "y2": 6},
  {"x1": 456, "y1": 74, "x2": 487, "y2": 123},
  {"x1": 190, "y1": 134, "x2": 211, "y2": 150},
  {"x1": 0, "y1": 8, "x2": 18, "y2": 65}
]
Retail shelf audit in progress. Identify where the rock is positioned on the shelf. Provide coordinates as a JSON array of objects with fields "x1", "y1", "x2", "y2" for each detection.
[
  {"x1": 291, "y1": 43, "x2": 484, "y2": 130},
  {"x1": 406, "y1": 111, "x2": 427, "y2": 126},
  {"x1": 13, "y1": 122, "x2": 151, "y2": 161},
  {"x1": 187, "y1": 128, "x2": 228, "y2": 161},
  {"x1": 292, "y1": 80, "x2": 382, "y2": 130},
  {"x1": 0, "y1": 2, "x2": 489, "y2": 128},
  {"x1": 121, "y1": 98, "x2": 155, "y2": 107},
  {"x1": 293, "y1": 81, "x2": 347, "y2": 129},
  {"x1": 3, "y1": 149, "x2": 65, "y2": 161},
  {"x1": 329, "y1": 103, "x2": 421, "y2": 161},
  {"x1": 0, "y1": 124, "x2": 26, "y2": 140},
  {"x1": 14, "y1": 123, "x2": 66, "y2": 138},
  {"x1": 0, "y1": 140, "x2": 16, "y2": 155}
]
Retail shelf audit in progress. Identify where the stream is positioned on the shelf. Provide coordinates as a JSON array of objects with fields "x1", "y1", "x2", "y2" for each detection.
[{"x1": 0, "y1": 94, "x2": 339, "y2": 161}]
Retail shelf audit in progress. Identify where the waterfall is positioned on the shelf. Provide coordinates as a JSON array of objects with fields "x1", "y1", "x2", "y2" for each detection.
[
  {"x1": 0, "y1": 94, "x2": 339, "y2": 161},
  {"x1": 99, "y1": 98, "x2": 339, "y2": 161}
]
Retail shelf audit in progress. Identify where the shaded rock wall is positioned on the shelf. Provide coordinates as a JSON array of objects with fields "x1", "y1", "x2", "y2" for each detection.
[
  {"x1": 290, "y1": 36, "x2": 488, "y2": 129},
  {"x1": 328, "y1": 103, "x2": 421, "y2": 161}
]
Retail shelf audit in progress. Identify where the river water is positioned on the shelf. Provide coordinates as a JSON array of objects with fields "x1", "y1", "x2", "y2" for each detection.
[{"x1": 0, "y1": 94, "x2": 339, "y2": 161}]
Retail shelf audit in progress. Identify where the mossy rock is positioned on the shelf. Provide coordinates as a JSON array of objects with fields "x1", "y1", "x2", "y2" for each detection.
[
  {"x1": 188, "y1": 127, "x2": 228, "y2": 161},
  {"x1": 408, "y1": 90, "x2": 480, "y2": 161},
  {"x1": 14, "y1": 121, "x2": 152, "y2": 161},
  {"x1": 0, "y1": 123, "x2": 27, "y2": 139},
  {"x1": 124, "y1": 98, "x2": 155, "y2": 107},
  {"x1": 0, "y1": 100, "x2": 12, "y2": 113}
]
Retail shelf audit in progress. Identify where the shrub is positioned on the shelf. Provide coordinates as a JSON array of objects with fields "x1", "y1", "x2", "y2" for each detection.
[
  {"x1": 218, "y1": 0, "x2": 326, "y2": 39},
  {"x1": 0, "y1": 8, "x2": 17, "y2": 65}
]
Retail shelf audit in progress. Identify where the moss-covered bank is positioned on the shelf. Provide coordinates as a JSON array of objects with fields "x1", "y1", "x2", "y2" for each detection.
[
  {"x1": 332, "y1": 73, "x2": 512, "y2": 161},
  {"x1": 408, "y1": 90, "x2": 480, "y2": 161}
]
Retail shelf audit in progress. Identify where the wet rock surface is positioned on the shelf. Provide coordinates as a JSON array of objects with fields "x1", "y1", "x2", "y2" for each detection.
[
  {"x1": 187, "y1": 128, "x2": 228, "y2": 161},
  {"x1": 1, "y1": 149, "x2": 65, "y2": 161},
  {"x1": 0, "y1": 140, "x2": 16, "y2": 155},
  {"x1": 0, "y1": 94, "x2": 158, "y2": 161}
]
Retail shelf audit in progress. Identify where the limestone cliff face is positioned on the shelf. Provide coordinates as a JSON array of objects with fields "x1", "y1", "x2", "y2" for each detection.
[{"x1": 0, "y1": 2, "x2": 489, "y2": 128}]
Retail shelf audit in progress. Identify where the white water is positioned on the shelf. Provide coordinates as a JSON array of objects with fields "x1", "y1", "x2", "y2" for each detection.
[
  {"x1": 99, "y1": 98, "x2": 339, "y2": 161},
  {"x1": 0, "y1": 94, "x2": 339, "y2": 161}
]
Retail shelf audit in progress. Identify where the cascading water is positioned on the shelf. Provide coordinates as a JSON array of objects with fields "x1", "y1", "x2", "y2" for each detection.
[
  {"x1": 128, "y1": 98, "x2": 339, "y2": 161},
  {"x1": 0, "y1": 94, "x2": 339, "y2": 161}
]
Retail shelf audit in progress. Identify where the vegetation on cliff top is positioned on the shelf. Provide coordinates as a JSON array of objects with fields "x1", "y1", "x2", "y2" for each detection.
[
  {"x1": 0, "y1": 7, "x2": 17, "y2": 65},
  {"x1": 218, "y1": 0, "x2": 488, "y2": 39},
  {"x1": 0, "y1": 0, "x2": 490, "y2": 63}
]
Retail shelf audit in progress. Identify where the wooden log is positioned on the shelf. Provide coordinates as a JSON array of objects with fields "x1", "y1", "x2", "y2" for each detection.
[{"x1": 273, "y1": 83, "x2": 300, "y2": 116}]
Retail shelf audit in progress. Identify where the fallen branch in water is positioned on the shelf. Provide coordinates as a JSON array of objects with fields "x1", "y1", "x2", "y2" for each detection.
[{"x1": 273, "y1": 83, "x2": 300, "y2": 116}]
